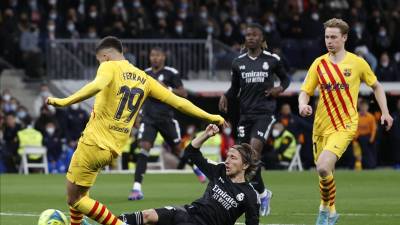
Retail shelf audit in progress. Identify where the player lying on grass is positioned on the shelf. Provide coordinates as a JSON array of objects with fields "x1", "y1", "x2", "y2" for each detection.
[{"x1": 119, "y1": 124, "x2": 260, "y2": 225}]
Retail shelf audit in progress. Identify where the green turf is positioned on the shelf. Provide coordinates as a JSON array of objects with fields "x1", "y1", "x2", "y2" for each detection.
[{"x1": 1, "y1": 170, "x2": 400, "y2": 225}]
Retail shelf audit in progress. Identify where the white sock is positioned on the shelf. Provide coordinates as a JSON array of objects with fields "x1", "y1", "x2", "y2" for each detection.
[
  {"x1": 133, "y1": 182, "x2": 141, "y2": 191},
  {"x1": 259, "y1": 189, "x2": 268, "y2": 198},
  {"x1": 319, "y1": 205, "x2": 329, "y2": 211}
]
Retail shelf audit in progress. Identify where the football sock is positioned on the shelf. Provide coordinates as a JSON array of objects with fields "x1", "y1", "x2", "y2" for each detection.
[
  {"x1": 134, "y1": 150, "x2": 149, "y2": 184},
  {"x1": 73, "y1": 196, "x2": 123, "y2": 225},
  {"x1": 319, "y1": 173, "x2": 335, "y2": 211},
  {"x1": 69, "y1": 206, "x2": 83, "y2": 225},
  {"x1": 119, "y1": 212, "x2": 143, "y2": 225},
  {"x1": 250, "y1": 166, "x2": 265, "y2": 194}
]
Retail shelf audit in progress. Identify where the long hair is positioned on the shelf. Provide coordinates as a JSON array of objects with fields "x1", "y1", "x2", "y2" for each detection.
[{"x1": 231, "y1": 143, "x2": 260, "y2": 181}]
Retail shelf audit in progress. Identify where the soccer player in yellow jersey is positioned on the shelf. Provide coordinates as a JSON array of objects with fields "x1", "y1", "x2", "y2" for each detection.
[
  {"x1": 47, "y1": 36, "x2": 225, "y2": 225},
  {"x1": 298, "y1": 19, "x2": 393, "y2": 225}
]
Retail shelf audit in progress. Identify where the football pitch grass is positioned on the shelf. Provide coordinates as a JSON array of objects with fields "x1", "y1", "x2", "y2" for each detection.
[{"x1": 1, "y1": 170, "x2": 399, "y2": 225}]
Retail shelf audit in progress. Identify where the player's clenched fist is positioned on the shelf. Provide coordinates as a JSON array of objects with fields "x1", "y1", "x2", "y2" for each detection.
[
  {"x1": 205, "y1": 124, "x2": 220, "y2": 137},
  {"x1": 299, "y1": 104, "x2": 313, "y2": 117}
]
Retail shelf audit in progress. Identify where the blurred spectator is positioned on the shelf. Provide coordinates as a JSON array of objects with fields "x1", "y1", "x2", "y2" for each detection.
[
  {"x1": 220, "y1": 126, "x2": 234, "y2": 161},
  {"x1": 16, "y1": 121, "x2": 43, "y2": 171},
  {"x1": 19, "y1": 20, "x2": 43, "y2": 79},
  {"x1": 271, "y1": 122, "x2": 297, "y2": 164},
  {"x1": 65, "y1": 103, "x2": 88, "y2": 143},
  {"x1": 354, "y1": 45, "x2": 377, "y2": 71},
  {"x1": 390, "y1": 99, "x2": 400, "y2": 169},
  {"x1": 375, "y1": 52, "x2": 399, "y2": 81},
  {"x1": 16, "y1": 105, "x2": 31, "y2": 128},
  {"x1": 3, "y1": 113, "x2": 22, "y2": 172},
  {"x1": 219, "y1": 22, "x2": 240, "y2": 47},
  {"x1": 373, "y1": 25, "x2": 391, "y2": 56},
  {"x1": 355, "y1": 99, "x2": 377, "y2": 169},
  {"x1": 42, "y1": 121, "x2": 63, "y2": 173},
  {"x1": 34, "y1": 105, "x2": 57, "y2": 134},
  {"x1": 33, "y1": 83, "x2": 53, "y2": 118}
]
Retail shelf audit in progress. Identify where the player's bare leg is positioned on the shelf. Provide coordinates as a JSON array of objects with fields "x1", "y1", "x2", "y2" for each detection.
[
  {"x1": 250, "y1": 138, "x2": 272, "y2": 216},
  {"x1": 67, "y1": 180, "x2": 90, "y2": 225},
  {"x1": 315, "y1": 150, "x2": 339, "y2": 225}
]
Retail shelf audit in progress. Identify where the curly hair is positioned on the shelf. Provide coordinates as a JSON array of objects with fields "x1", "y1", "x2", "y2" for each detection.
[{"x1": 231, "y1": 143, "x2": 260, "y2": 181}]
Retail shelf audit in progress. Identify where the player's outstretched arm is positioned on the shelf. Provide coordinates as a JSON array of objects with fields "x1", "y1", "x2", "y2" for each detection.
[
  {"x1": 298, "y1": 91, "x2": 313, "y2": 117},
  {"x1": 47, "y1": 71, "x2": 112, "y2": 107},
  {"x1": 371, "y1": 81, "x2": 393, "y2": 131},
  {"x1": 149, "y1": 77, "x2": 225, "y2": 125}
]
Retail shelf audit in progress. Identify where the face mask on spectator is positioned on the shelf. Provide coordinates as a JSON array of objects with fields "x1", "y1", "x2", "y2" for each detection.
[
  {"x1": 46, "y1": 127, "x2": 55, "y2": 135},
  {"x1": 90, "y1": 11, "x2": 97, "y2": 18},
  {"x1": 40, "y1": 91, "x2": 51, "y2": 98},
  {"x1": 394, "y1": 52, "x2": 400, "y2": 62},
  {"x1": 179, "y1": 12, "x2": 187, "y2": 19},
  {"x1": 311, "y1": 13, "x2": 319, "y2": 21},
  {"x1": 116, "y1": 1, "x2": 124, "y2": 8},
  {"x1": 272, "y1": 129, "x2": 280, "y2": 138},
  {"x1": 224, "y1": 30, "x2": 232, "y2": 36},
  {"x1": 67, "y1": 23, "x2": 75, "y2": 32},
  {"x1": 354, "y1": 25, "x2": 362, "y2": 33},
  {"x1": 10, "y1": 104, "x2": 18, "y2": 112},
  {"x1": 71, "y1": 104, "x2": 79, "y2": 110},
  {"x1": 49, "y1": 13, "x2": 57, "y2": 20},
  {"x1": 246, "y1": 17, "x2": 253, "y2": 24},
  {"x1": 133, "y1": 1, "x2": 141, "y2": 8},
  {"x1": 181, "y1": 3, "x2": 188, "y2": 9},
  {"x1": 3, "y1": 94, "x2": 11, "y2": 101},
  {"x1": 88, "y1": 32, "x2": 97, "y2": 38},
  {"x1": 49, "y1": 0, "x2": 57, "y2": 5},
  {"x1": 268, "y1": 15, "x2": 276, "y2": 23},
  {"x1": 264, "y1": 25, "x2": 272, "y2": 33},
  {"x1": 48, "y1": 105, "x2": 56, "y2": 114},
  {"x1": 223, "y1": 127, "x2": 232, "y2": 135},
  {"x1": 156, "y1": 11, "x2": 165, "y2": 19},
  {"x1": 48, "y1": 24, "x2": 55, "y2": 32},
  {"x1": 175, "y1": 25, "x2": 183, "y2": 34},
  {"x1": 17, "y1": 110, "x2": 27, "y2": 118},
  {"x1": 200, "y1": 12, "x2": 207, "y2": 19},
  {"x1": 187, "y1": 127, "x2": 195, "y2": 135},
  {"x1": 381, "y1": 61, "x2": 389, "y2": 67},
  {"x1": 206, "y1": 26, "x2": 213, "y2": 34},
  {"x1": 379, "y1": 30, "x2": 386, "y2": 37}
]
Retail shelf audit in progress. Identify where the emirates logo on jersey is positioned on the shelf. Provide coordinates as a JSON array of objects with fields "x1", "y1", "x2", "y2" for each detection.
[{"x1": 343, "y1": 68, "x2": 351, "y2": 77}]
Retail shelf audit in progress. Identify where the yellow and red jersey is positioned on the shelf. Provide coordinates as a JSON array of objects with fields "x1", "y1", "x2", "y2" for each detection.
[{"x1": 301, "y1": 52, "x2": 377, "y2": 136}]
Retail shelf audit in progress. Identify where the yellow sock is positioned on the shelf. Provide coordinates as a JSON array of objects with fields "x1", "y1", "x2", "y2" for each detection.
[
  {"x1": 319, "y1": 173, "x2": 334, "y2": 210},
  {"x1": 73, "y1": 196, "x2": 123, "y2": 225},
  {"x1": 69, "y1": 207, "x2": 83, "y2": 225}
]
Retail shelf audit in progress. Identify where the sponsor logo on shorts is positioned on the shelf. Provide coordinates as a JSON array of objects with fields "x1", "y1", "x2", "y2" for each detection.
[{"x1": 257, "y1": 131, "x2": 264, "y2": 137}]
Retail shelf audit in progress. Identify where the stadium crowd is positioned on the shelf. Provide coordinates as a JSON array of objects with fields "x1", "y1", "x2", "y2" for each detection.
[
  {"x1": 1, "y1": 85, "x2": 399, "y2": 173},
  {"x1": 1, "y1": 0, "x2": 400, "y2": 80}
]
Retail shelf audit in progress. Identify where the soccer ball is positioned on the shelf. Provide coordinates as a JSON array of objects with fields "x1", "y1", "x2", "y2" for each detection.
[{"x1": 38, "y1": 209, "x2": 68, "y2": 225}]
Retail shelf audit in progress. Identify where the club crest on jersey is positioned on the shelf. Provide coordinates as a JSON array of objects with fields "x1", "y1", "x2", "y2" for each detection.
[
  {"x1": 262, "y1": 62, "x2": 269, "y2": 70},
  {"x1": 236, "y1": 193, "x2": 244, "y2": 201},
  {"x1": 158, "y1": 74, "x2": 164, "y2": 81},
  {"x1": 239, "y1": 65, "x2": 245, "y2": 70},
  {"x1": 343, "y1": 68, "x2": 351, "y2": 77}
]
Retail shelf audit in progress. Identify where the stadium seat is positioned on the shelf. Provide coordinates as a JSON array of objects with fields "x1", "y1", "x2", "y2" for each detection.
[
  {"x1": 288, "y1": 145, "x2": 303, "y2": 171},
  {"x1": 19, "y1": 146, "x2": 49, "y2": 175}
]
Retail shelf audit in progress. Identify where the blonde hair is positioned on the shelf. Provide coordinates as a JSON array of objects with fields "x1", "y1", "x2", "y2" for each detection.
[{"x1": 323, "y1": 18, "x2": 349, "y2": 35}]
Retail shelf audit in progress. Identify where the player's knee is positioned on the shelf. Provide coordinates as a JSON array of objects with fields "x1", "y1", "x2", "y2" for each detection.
[
  {"x1": 316, "y1": 163, "x2": 330, "y2": 177},
  {"x1": 142, "y1": 209, "x2": 158, "y2": 223}
]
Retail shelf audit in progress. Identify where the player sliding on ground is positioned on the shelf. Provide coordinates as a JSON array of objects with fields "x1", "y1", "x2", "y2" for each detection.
[
  {"x1": 47, "y1": 36, "x2": 225, "y2": 225},
  {"x1": 119, "y1": 124, "x2": 260, "y2": 225},
  {"x1": 298, "y1": 18, "x2": 393, "y2": 225}
]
